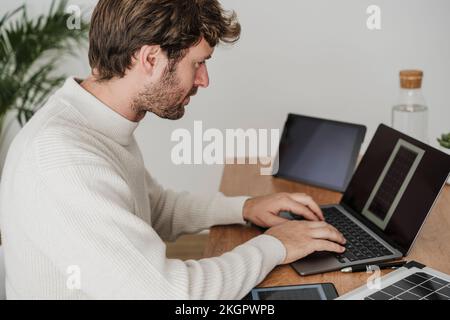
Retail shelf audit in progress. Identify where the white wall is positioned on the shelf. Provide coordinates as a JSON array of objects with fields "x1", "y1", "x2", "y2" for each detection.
[{"x1": 1, "y1": 0, "x2": 449, "y2": 195}]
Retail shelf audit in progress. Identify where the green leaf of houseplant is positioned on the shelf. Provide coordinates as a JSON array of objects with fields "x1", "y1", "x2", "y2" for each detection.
[{"x1": 0, "y1": 0, "x2": 89, "y2": 131}]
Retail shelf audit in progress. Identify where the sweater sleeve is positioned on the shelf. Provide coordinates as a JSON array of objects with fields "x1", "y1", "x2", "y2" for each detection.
[
  {"x1": 33, "y1": 163, "x2": 286, "y2": 299},
  {"x1": 145, "y1": 171, "x2": 251, "y2": 242}
]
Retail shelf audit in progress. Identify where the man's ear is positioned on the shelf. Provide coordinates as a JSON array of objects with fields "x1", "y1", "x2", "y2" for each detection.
[{"x1": 137, "y1": 45, "x2": 163, "y2": 77}]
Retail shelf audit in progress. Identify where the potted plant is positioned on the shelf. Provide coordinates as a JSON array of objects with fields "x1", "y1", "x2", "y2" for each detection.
[
  {"x1": 0, "y1": 0, "x2": 88, "y2": 172},
  {"x1": 437, "y1": 132, "x2": 450, "y2": 185}
]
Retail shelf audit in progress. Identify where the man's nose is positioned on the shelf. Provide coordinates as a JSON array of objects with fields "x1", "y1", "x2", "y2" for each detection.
[{"x1": 194, "y1": 64, "x2": 209, "y2": 88}]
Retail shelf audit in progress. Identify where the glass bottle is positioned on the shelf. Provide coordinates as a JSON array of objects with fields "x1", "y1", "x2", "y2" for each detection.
[{"x1": 391, "y1": 70, "x2": 429, "y2": 143}]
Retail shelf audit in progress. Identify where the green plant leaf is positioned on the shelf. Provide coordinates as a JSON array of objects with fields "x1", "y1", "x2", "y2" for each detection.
[
  {"x1": 438, "y1": 133, "x2": 450, "y2": 149},
  {"x1": 0, "y1": 0, "x2": 89, "y2": 127}
]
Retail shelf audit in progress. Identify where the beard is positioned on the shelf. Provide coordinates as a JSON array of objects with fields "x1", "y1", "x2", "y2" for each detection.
[{"x1": 131, "y1": 67, "x2": 197, "y2": 120}]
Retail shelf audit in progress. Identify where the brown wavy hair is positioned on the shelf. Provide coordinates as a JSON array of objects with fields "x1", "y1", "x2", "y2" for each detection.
[{"x1": 88, "y1": 0, "x2": 241, "y2": 81}]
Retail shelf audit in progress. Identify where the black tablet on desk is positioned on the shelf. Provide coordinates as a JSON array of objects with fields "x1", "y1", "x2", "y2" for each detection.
[
  {"x1": 274, "y1": 113, "x2": 366, "y2": 192},
  {"x1": 243, "y1": 283, "x2": 338, "y2": 300}
]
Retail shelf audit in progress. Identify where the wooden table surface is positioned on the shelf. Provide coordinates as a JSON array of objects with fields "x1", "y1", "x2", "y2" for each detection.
[{"x1": 203, "y1": 162, "x2": 450, "y2": 296}]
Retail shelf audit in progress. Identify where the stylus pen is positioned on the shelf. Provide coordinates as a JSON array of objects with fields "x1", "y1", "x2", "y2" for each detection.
[{"x1": 340, "y1": 261, "x2": 407, "y2": 273}]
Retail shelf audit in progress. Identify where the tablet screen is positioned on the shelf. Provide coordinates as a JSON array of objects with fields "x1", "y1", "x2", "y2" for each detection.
[
  {"x1": 251, "y1": 284, "x2": 334, "y2": 300},
  {"x1": 275, "y1": 114, "x2": 366, "y2": 192}
]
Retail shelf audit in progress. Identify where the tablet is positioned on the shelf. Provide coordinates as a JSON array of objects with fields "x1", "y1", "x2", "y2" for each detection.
[
  {"x1": 249, "y1": 283, "x2": 338, "y2": 300},
  {"x1": 274, "y1": 113, "x2": 366, "y2": 192}
]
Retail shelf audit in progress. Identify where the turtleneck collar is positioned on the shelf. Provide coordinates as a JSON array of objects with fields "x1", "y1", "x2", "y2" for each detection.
[{"x1": 55, "y1": 77, "x2": 139, "y2": 146}]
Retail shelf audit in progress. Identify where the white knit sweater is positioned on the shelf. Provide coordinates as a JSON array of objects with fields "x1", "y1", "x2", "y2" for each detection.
[{"x1": 0, "y1": 78, "x2": 285, "y2": 299}]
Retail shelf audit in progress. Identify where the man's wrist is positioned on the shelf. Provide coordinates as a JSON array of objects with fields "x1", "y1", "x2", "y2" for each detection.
[{"x1": 242, "y1": 197, "x2": 252, "y2": 222}]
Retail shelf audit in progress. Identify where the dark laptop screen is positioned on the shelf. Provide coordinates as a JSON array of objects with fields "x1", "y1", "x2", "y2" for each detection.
[
  {"x1": 275, "y1": 114, "x2": 366, "y2": 192},
  {"x1": 341, "y1": 124, "x2": 450, "y2": 254}
]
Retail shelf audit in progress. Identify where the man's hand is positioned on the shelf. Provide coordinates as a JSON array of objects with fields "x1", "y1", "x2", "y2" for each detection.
[
  {"x1": 242, "y1": 192, "x2": 324, "y2": 228},
  {"x1": 265, "y1": 220, "x2": 347, "y2": 264}
]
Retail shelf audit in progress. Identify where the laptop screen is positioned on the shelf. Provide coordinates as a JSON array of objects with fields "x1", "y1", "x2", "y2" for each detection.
[
  {"x1": 341, "y1": 124, "x2": 450, "y2": 254},
  {"x1": 274, "y1": 113, "x2": 366, "y2": 192}
]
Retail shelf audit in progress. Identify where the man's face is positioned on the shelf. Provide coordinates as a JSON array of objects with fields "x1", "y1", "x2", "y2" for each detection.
[{"x1": 132, "y1": 38, "x2": 213, "y2": 120}]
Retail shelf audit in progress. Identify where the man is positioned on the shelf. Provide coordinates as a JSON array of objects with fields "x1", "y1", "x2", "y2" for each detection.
[{"x1": 0, "y1": 0, "x2": 345, "y2": 299}]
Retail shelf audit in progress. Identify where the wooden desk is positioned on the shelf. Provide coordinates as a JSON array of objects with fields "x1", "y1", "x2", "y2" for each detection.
[{"x1": 203, "y1": 162, "x2": 450, "y2": 296}]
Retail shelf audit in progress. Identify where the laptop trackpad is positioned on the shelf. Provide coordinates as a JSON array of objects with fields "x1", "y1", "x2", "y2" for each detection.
[{"x1": 291, "y1": 251, "x2": 341, "y2": 276}]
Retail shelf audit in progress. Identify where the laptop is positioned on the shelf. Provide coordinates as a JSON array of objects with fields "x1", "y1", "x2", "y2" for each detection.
[
  {"x1": 281, "y1": 124, "x2": 450, "y2": 276},
  {"x1": 273, "y1": 113, "x2": 367, "y2": 192},
  {"x1": 337, "y1": 261, "x2": 450, "y2": 300}
]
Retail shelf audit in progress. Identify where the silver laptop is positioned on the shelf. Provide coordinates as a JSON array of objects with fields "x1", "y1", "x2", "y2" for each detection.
[
  {"x1": 337, "y1": 261, "x2": 450, "y2": 300},
  {"x1": 282, "y1": 124, "x2": 450, "y2": 276}
]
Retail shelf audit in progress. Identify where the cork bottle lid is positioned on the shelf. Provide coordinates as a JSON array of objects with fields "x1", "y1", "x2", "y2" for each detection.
[{"x1": 400, "y1": 70, "x2": 423, "y2": 89}]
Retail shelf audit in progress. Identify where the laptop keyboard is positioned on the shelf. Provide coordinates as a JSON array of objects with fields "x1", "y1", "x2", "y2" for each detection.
[
  {"x1": 365, "y1": 272, "x2": 450, "y2": 300},
  {"x1": 322, "y1": 207, "x2": 393, "y2": 263}
]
